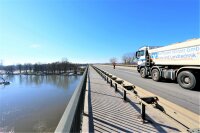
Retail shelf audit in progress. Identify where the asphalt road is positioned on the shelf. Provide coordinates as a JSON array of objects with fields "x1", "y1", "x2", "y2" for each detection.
[{"x1": 95, "y1": 65, "x2": 200, "y2": 115}]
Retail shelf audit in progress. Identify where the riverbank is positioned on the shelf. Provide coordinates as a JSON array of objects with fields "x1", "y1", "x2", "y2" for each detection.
[{"x1": 0, "y1": 70, "x2": 85, "y2": 76}]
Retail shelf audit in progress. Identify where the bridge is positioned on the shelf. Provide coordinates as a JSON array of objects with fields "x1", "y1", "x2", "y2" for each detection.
[{"x1": 54, "y1": 65, "x2": 200, "y2": 133}]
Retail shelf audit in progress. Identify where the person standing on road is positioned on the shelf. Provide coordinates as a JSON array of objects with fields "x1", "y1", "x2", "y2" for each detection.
[{"x1": 113, "y1": 63, "x2": 116, "y2": 69}]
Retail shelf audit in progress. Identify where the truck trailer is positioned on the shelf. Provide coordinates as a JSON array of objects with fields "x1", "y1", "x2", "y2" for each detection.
[{"x1": 136, "y1": 38, "x2": 200, "y2": 90}]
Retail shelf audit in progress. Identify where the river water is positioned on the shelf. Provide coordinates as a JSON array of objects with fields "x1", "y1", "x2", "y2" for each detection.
[{"x1": 0, "y1": 75, "x2": 82, "y2": 132}]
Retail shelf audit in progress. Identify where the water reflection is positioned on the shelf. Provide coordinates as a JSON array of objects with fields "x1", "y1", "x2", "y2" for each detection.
[
  {"x1": 0, "y1": 75, "x2": 82, "y2": 132},
  {"x1": 5, "y1": 75, "x2": 79, "y2": 90},
  {"x1": 19, "y1": 75, "x2": 79, "y2": 89}
]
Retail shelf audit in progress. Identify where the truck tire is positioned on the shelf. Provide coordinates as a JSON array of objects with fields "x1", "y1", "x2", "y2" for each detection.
[
  {"x1": 177, "y1": 71, "x2": 196, "y2": 90},
  {"x1": 151, "y1": 69, "x2": 160, "y2": 81},
  {"x1": 140, "y1": 68, "x2": 148, "y2": 78}
]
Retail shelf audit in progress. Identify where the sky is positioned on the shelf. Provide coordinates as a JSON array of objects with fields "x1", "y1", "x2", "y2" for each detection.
[{"x1": 0, "y1": 0, "x2": 199, "y2": 65}]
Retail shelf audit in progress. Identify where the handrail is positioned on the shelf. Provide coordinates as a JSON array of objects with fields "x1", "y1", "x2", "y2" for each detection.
[
  {"x1": 92, "y1": 65, "x2": 189, "y2": 132},
  {"x1": 55, "y1": 66, "x2": 88, "y2": 133}
]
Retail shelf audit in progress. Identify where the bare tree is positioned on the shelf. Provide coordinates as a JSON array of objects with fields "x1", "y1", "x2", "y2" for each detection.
[
  {"x1": 110, "y1": 57, "x2": 117, "y2": 64},
  {"x1": 33, "y1": 63, "x2": 39, "y2": 73},
  {"x1": 4, "y1": 65, "x2": 14, "y2": 74},
  {"x1": 61, "y1": 58, "x2": 69, "y2": 73},
  {"x1": 24, "y1": 64, "x2": 29, "y2": 74},
  {"x1": 122, "y1": 53, "x2": 131, "y2": 64},
  {"x1": 3, "y1": 60, "x2": 85, "y2": 75},
  {"x1": 122, "y1": 55, "x2": 128, "y2": 64},
  {"x1": 17, "y1": 64, "x2": 22, "y2": 74},
  {"x1": 122, "y1": 52, "x2": 137, "y2": 64}
]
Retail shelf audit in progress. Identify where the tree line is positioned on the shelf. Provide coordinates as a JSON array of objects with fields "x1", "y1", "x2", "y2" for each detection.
[
  {"x1": 110, "y1": 52, "x2": 137, "y2": 65},
  {"x1": 1, "y1": 61, "x2": 86, "y2": 75}
]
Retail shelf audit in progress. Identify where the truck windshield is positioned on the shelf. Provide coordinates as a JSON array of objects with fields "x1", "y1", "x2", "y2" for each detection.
[
  {"x1": 136, "y1": 50, "x2": 145, "y2": 59},
  {"x1": 138, "y1": 50, "x2": 144, "y2": 57}
]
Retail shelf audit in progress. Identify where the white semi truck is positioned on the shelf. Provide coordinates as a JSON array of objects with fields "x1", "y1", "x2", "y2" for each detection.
[{"x1": 136, "y1": 38, "x2": 200, "y2": 90}]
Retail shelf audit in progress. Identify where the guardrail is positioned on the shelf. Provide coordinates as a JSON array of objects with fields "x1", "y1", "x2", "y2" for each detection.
[
  {"x1": 55, "y1": 66, "x2": 88, "y2": 133},
  {"x1": 102, "y1": 64, "x2": 137, "y2": 67},
  {"x1": 92, "y1": 66, "x2": 157, "y2": 120},
  {"x1": 92, "y1": 65, "x2": 198, "y2": 132}
]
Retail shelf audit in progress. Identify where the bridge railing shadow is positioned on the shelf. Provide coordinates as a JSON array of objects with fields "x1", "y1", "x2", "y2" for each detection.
[{"x1": 85, "y1": 66, "x2": 180, "y2": 133}]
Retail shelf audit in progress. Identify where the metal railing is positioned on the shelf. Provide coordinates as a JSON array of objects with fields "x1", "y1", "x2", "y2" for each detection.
[
  {"x1": 55, "y1": 66, "x2": 88, "y2": 133},
  {"x1": 92, "y1": 65, "x2": 189, "y2": 132}
]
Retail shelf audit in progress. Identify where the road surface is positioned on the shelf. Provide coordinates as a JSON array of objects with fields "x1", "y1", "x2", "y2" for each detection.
[{"x1": 95, "y1": 65, "x2": 200, "y2": 115}]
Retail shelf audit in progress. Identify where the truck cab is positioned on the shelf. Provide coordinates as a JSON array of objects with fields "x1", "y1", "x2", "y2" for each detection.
[
  {"x1": 136, "y1": 47, "x2": 147, "y2": 71},
  {"x1": 136, "y1": 46, "x2": 159, "y2": 73}
]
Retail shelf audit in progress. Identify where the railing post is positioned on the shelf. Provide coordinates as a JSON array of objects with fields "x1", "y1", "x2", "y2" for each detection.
[
  {"x1": 123, "y1": 90, "x2": 126, "y2": 101},
  {"x1": 107, "y1": 77, "x2": 109, "y2": 83},
  {"x1": 115, "y1": 83, "x2": 117, "y2": 92},
  {"x1": 110, "y1": 80, "x2": 113, "y2": 87},
  {"x1": 141, "y1": 103, "x2": 146, "y2": 120}
]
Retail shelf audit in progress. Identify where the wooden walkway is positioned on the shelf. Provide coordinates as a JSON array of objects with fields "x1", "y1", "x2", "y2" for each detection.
[{"x1": 82, "y1": 66, "x2": 180, "y2": 132}]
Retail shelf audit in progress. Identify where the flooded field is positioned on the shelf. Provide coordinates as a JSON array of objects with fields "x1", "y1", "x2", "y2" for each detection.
[{"x1": 0, "y1": 75, "x2": 82, "y2": 132}]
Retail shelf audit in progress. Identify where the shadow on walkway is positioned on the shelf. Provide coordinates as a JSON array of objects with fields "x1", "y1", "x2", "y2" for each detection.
[{"x1": 84, "y1": 67, "x2": 180, "y2": 132}]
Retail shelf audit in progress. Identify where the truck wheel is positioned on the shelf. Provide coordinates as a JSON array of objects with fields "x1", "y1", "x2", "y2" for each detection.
[
  {"x1": 151, "y1": 69, "x2": 160, "y2": 81},
  {"x1": 177, "y1": 71, "x2": 196, "y2": 90},
  {"x1": 140, "y1": 68, "x2": 148, "y2": 78}
]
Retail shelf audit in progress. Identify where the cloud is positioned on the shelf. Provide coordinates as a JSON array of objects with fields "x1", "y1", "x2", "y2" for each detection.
[{"x1": 30, "y1": 44, "x2": 41, "y2": 48}]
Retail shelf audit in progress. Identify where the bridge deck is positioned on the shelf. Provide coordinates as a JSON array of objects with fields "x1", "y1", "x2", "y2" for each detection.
[{"x1": 82, "y1": 66, "x2": 180, "y2": 132}]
